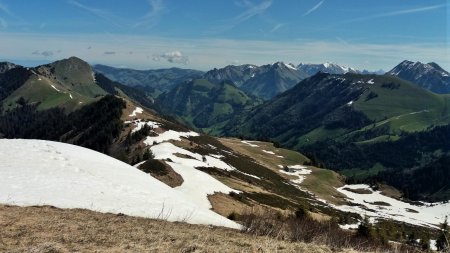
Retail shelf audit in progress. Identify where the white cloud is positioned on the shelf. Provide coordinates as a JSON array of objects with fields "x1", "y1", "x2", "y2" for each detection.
[
  {"x1": 153, "y1": 51, "x2": 189, "y2": 64},
  {"x1": 303, "y1": 0, "x2": 324, "y2": 17}
]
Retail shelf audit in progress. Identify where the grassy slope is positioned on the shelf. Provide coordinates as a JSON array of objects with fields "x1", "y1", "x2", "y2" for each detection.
[
  {"x1": 158, "y1": 79, "x2": 260, "y2": 134},
  {"x1": 296, "y1": 75, "x2": 450, "y2": 147},
  {"x1": 0, "y1": 205, "x2": 336, "y2": 253},
  {"x1": 219, "y1": 138, "x2": 345, "y2": 204},
  {"x1": 2, "y1": 75, "x2": 100, "y2": 112}
]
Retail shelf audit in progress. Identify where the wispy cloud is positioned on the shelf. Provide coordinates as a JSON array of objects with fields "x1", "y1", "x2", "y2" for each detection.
[
  {"x1": 303, "y1": 0, "x2": 324, "y2": 17},
  {"x1": 134, "y1": 0, "x2": 165, "y2": 28},
  {"x1": 344, "y1": 3, "x2": 446, "y2": 23},
  {"x1": 210, "y1": 0, "x2": 272, "y2": 33},
  {"x1": 68, "y1": 0, "x2": 122, "y2": 27},
  {"x1": 104, "y1": 51, "x2": 116, "y2": 55},
  {"x1": 270, "y1": 23, "x2": 286, "y2": 33},
  {"x1": 0, "y1": 1, "x2": 12, "y2": 16},
  {"x1": 0, "y1": 17, "x2": 6, "y2": 29}
]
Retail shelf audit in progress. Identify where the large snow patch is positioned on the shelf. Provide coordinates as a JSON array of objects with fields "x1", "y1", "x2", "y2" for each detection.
[{"x1": 0, "y1": 139, "x2": 240, "y2": 229}]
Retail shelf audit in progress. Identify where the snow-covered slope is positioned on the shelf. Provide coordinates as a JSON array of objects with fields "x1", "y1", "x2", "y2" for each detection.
[
  {"x1": 0, "y1": 139, "x2": 240, "y2": 229},
  {"x1": 331, "y1": 184, "x2": 450, "y2": 228}
]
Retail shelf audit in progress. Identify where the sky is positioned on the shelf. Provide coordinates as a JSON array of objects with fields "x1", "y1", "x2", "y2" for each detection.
[{"x1": 0, "y1": 0, "x2": 448, "y2": 71}]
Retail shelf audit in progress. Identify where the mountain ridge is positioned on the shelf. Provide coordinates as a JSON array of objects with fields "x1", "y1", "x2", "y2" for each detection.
[{"x1": 386, "y1": 60, "x2": 450, "y2": 93}]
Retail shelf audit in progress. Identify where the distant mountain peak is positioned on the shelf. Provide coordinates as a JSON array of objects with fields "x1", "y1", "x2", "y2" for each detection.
[
  {"x1": 387, "y1": 60, "x2": 450, "y2": 93},
  {"x1": 0, "y1": 62, "x2": 17, "y2": 74},
  {"x1": 297, "y1": 62, "x2": 359, "y2": 76}
]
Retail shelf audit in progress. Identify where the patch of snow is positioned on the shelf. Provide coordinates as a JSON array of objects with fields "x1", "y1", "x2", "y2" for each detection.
[
  {"x1": 279, "y1": 165, "x2": 312, "y2": 185},
  {"x1": 333, "y1": 184, "x2": 450, "y2": 228},
  {"x1": 69, "y1": 93, "x2": 73, "y2": 99},
  {"x1": 339, "y1": 223, "x2": 360, "y2": 230},
  {"x1": 430, "y1": 239, "x2": 437, "y2": 251},
  {"x1": 129, "y1": 107, "x2": 143, "y2": 117},
  {"x1": 288, "y1": 165, "x2": 310, "y2": 171},
  {"x1": 150, "y1": 142, "x2": 239, "y2": 209},
  {"x1": 0, "y1": 139, "x2": 240, "y2": 229},
  {"x1": 262, "y1": 150, "x2": 275, "y2": 155},
  {"x1": 278, "y1": 165, "x2": 284, "y2": 168},
  {"x1": 367, "y1": 79, "x2": 375, "y2": 84},
  {"x1": 241, "y1": 140, "x2": 258, "y2": 147},
  {"x1": 276, "y1": 155, "x2": 284, "y2": 158},
  {"x1": 144, "y1": 130, "x2": 199, "y2": 144},
  {"x1": 347, "y1": 101, "x2": 354, "y2": 105},
  {"x1": 50, "y1": 85, "x2": 60, "y2": 92},
  {"x1": 286, "y1": 63, "x2": 297, "y2": 70},
  {"x1": 125, "y1": 119, "x2": 160, "y2": 133},
  {"x1": 38, "y1": 77, "x2": 42, "y2": 81}
]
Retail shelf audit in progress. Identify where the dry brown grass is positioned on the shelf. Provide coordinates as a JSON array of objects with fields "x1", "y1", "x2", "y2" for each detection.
[
  {"x1": 0, "y1": 205, "x2": 344, "y2": 253},
  {"x1": 208, "y1": 193, "x2": 250, "y2": 218}
]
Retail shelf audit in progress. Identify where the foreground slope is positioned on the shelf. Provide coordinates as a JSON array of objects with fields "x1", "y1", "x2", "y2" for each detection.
[
  {"x1": 0, "y1": 139, "x2": 239, "y2": 229},
  {"x1": 0, "y1": 205, "x2": 338, "y2": 253}
]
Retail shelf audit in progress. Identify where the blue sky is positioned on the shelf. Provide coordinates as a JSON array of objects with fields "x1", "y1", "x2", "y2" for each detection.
[{"x1": 0, "y1": 0, "x2": 448, "y2": 71}]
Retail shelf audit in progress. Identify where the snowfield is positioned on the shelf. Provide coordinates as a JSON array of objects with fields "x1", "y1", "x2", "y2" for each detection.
[
  {"x1": 0, "y1": 139, "x2": 240, "y2": 229},
  {"x1": 333, "y1": 184, "x2": 450, "y2": 228}
]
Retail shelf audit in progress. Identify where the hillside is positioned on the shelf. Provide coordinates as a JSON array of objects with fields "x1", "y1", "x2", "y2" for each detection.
[
  {"x1": 386, "y1": 60, "x2": 450, "y2": 94},
  {"x1": 93, "y1": 64, "x2": 204, "y2": 92},
  {"x1": 223, "y1": 72, "x2": 450, "y2": 201},
  {"x1": 156, "y1": 79, "x2": 262, "y2": 133},
  {"x1": 225, "y1": 72, "x2": 450, "y2": 145},
  {"x1": 1, "y1": 57, "x2": 107, "y2": 112}
]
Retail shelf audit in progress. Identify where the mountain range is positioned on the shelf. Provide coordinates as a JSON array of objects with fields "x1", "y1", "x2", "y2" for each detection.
[{"x1": 96, "y1": 61, "x2": 385, "y2": 100}]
